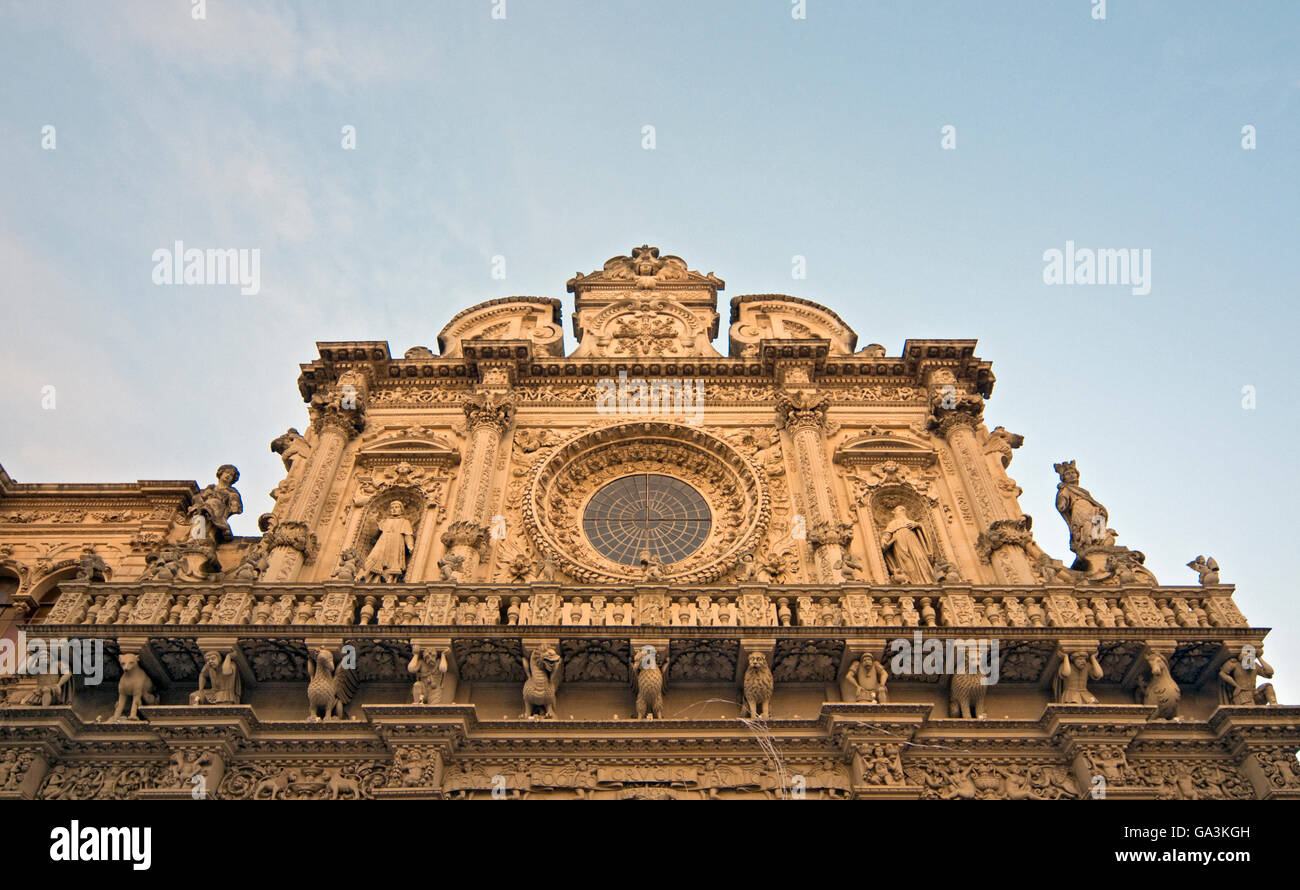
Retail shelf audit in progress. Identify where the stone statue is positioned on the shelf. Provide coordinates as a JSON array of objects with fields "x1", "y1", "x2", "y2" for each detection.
[
  {"x1": 637, "y1": 550, "x2": 664, "y2": 581},
  {"x1": 228, "y1": 540, "x2": 268, "y2": 582},
  {"x1": 881, "y1": 505, "x2": 935, "y2": 584},
  {"x1": 1053, "y1": 649, "x2": 1102, "y2": 704},
  {"x1": 363, "y1": 500, "x2": 415, "y2": 583},
  {"x1": 409, "y1": 646, "x2": 449, "y2": 704},
  {"x1": 1218, "y1": 647, "x2": 1276, "y2": 706},
  {"x1": 1053, "y1": 460, "x2": 1116, "y2": 560},
  {"x1": 634, "y1": 645, "x2": 666, "y2": 720},
  {"x1": 330, "y1": 547, "x2": 363, "y2": 581},
  {"x1": 188, "y1": 465, "x2": 243, "y2": 543},
  {"x1": 74, "y1": 547, "x2": 110, "y2": 582},
  {"x1": 741, "y1": 652, "x2": 773, "y2": 719},
  {"x1": 1135, "y1": 651, "x2": 1181, "y2": 720},
  {"x1": 306, "y1": 647, "x2": 357, "y2": 721},
  {"x1": 845, "y1": 653, "x2": 889, "y2": 703},
  {"x1": 521, "y1": 645, "x2": 562, "y2": 719},
  {"x1": 270, "y1": 427, "x2": 312, "y2": 473},
  {"x1": 109, "y1": 653, "x2": 157, "y2": 722},
  {"x1": 190, "y1": 650, "x2": 241, "y2": 705},
  {"x1": 835, "y1": 551, "x2": 866, "y2": 582},
  {"x1": 1187, "y1": 555, "x2": 1220, "y2": 586}
]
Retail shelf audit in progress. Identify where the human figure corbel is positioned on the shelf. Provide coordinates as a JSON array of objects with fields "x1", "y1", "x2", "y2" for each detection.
[
  {"x1": 190, "y1": 650, "x2": 241, "y2": 705},
  {"x1": 1218, "y1": 645, "x2": 1277, "y2": 706},
  {"x1": 1053, "y1": 647, "x2": 1103, "y2": 704},
  {"x1": 845, "y1": 653, "x2": 889, "y2": 703},
  {"x1": 363, "y1": 500, "x2": 415, "y2": 583},
  {"x1": 408, "y1": 646, "x2": 450, "y2": 704},
  {"x1": 880, "y1": 505, "x2": 935, "y2": 584}
]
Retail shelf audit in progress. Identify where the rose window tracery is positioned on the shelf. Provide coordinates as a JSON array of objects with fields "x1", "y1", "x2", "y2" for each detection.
[{"x1": 582, "y1": 474, "x2": 711, "y2": 566}]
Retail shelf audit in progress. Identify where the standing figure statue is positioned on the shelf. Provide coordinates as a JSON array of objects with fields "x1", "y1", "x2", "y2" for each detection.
[
  {"x1": 1218, "y1": 646, "x2": 1277, "y2": 706},
  {"x1": 188, "y1": 465, "x2": 243, "y2": 543},
  {"x1": 364, "y1": 500, "x2": 416, "y2": 583},
  {"x1": 880, "y1": 505, "x2": 935, "y2": 584},
  {"x1": 1053, "y1": 460, "x2": 1116, "y2": 559}
]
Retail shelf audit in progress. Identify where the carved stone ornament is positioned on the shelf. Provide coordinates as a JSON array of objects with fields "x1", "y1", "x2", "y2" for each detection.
[{"x1": 523, "y1": 421, "x2": 770, "y2": 584}]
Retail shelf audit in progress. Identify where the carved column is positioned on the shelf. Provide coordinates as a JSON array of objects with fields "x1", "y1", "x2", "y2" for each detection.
[
  {"x1": 929, "y1": 394, "x2": 1033, "y2": 584},
  {"x1": 776, "y1": 391, "x2": 846, "y2": 583},
  {"x1": 265, "y1": 399, "x2": 363, "y2": 581},
  {"x1": 443, "y1": 391, "x2": 515, "y2": 579}
]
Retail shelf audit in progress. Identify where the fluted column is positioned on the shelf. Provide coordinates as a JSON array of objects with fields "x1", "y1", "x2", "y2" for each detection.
[
  {"x1": 929, "y1": 393, "x2": 1034, "y2": 584},
  {"x1": 776, "y1": 392, "x2": 848, "y2": 583},
  {"x1": 265, "y1": 403, "x2": 362, "y2": 581},
  {"x1": 442, "y1": 391, "x2": 515, "y2": 580}
]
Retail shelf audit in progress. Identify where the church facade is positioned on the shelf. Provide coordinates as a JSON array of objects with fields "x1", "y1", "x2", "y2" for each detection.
[{"x1": 1, "y1": 245, "x2": 1296, "y2": 800}]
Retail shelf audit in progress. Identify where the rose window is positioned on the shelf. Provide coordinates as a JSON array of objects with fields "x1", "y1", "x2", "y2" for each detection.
[{"x1": 582, "y1": 474, "x2": 711, "y2": 566}]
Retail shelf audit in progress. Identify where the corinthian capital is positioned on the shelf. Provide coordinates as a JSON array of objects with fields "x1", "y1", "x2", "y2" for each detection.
[
  {"x1": 927, "y1": 388, "x2": 984, "y2": 437},
  {"x1": 263, "y1": 520, "x2": 318, "y2": 560},
  {"x1": 463, "y1": 391, "x2": 516, "y2": 433},
  {"x1": 775, "y1": 391, "x2": 829, "y2": 432}
]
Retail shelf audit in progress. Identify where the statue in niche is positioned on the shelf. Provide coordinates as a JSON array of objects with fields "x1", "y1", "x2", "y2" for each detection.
[
  {"x1": 188, "y1": 465, "x2": 243, "y2": 543},
  {"x1": 1054, "y1": 460, "x2": 1117, "y2": 559},
  {"x1": 1218, "y1": 646, "x2": 1277, "y2": 706},
  {"x1": 1053, "y1": 649, "x2": 1102, "y2": 704},
  {"x1": 190, "y1": 650, "x2": 241, "y2": 705},
  {"x1": 363, "y1": 500, "x2": 416, "y2": 583},
  {"x1": 880, "y1": 505, "x2": 935, "y2": 584},
  {"x1": 409, "y1": 646, "x2": 450, "y2": 704},
  {"x1": 845, "y1": 653, "x2": 889, "y2": 703}
]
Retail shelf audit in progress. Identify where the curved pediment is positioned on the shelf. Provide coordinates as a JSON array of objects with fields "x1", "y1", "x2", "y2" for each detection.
[
  {"x1": 437, "y1": 297, "x2": 564, "y2": 358},
  {"x1": 728, "y1": 294, "x2": 858, "y2": 357},
  {"x1": 833, "y1": 430, "x2": 936, "y2": 468},
  {"x1": 355, "y1": 426, "x2": 461, "y2": 466}
]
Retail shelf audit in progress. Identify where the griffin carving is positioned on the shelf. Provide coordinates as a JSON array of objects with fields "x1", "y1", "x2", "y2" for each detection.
[
  {"x1": 521, "y1": 645, "x2": 562, "y2": 719},
  {"x1": 306, "y1": 647, "x2": 357, "y2": 721}
]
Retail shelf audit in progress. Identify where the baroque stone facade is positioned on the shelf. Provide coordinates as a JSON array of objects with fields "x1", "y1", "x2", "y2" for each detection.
[{"x1": 1, "y1": 245, "x2": 1296, "y2": 800}]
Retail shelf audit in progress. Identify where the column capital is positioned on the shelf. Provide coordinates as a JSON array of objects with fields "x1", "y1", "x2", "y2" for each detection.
[
  {"x1": 462, "y1": 390, "x2": 516, "y2": 433},
  {"x1": 775, "y1": 391, "x2": 829, "y2": 432}
]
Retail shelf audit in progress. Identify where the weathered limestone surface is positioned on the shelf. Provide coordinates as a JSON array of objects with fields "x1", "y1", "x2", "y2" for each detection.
[{"x1": 1, "y1": 246, "x2": 1295, "y2": 800}]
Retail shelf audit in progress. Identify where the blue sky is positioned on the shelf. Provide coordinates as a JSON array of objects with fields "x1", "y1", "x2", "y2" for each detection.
[{"x1": 1, "y1": 1, "x2": 1297, "y2": 696}]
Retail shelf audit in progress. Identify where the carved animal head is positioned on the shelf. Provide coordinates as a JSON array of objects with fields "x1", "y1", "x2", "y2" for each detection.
[
  {"x1": 119, "y1": 653, "x2": 140, "y2": 672},
  {"x1": 531, "y1": 646, "x2": 561, "y2": 678},
  {"x1": 1145, "y1": 652, "x2": 1167, "y2": 676},
  {"x1": 748, "y1": 652, "x2": 769, "y2": 672}
]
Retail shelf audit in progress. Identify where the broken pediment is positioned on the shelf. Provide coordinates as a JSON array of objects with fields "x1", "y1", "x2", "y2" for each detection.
[
  {"x1": 728, "y1": 294, "x2": 858, "y2": 357},
  {"x1": 437, "y1": 297, "x2": 564, "y2": 358}
]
